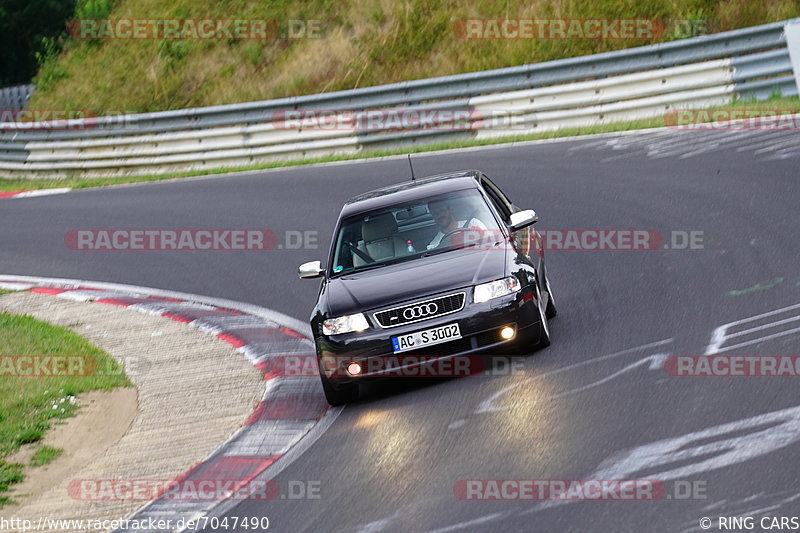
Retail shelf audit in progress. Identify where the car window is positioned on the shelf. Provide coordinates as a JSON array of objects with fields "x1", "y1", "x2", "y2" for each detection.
[
  {"x1": 482, "y1": 175, "x2": 514, "y2": 207},
  {"x1": 330, "y1": 189, "x2": 502, "y2": 276},
  {"x1": 481, "y1": 181, "x2": 512, "y2": 221}
]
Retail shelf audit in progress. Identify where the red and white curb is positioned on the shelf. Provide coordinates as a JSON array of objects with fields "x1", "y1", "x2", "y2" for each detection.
[
  {"x1": 0, "y1": 275, "x2": 341, "y2": 532},
  {"x1": 0, "y1": 187, "x2": 71, "y2": 199}
]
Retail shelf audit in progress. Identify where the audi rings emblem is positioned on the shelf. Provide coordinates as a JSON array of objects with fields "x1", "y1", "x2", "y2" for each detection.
[{"x1": 402, "y1": 303, "x2": 439, "y2": 320}]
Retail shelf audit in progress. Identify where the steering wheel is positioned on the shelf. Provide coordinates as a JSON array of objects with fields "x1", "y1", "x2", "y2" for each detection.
[{"x1": 438, "y1": 227, "x2": 472, "y2": 248}]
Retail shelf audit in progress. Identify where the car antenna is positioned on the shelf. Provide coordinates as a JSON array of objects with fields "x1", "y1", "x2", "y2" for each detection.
[{"x1": 407, "y1": 154, "x2": 416, "y2": 182}]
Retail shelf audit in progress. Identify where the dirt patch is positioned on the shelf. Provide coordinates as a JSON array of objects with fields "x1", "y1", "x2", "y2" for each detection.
[
  {"x1": 3, "y1": 388, "x2": 138, "y2": 513},
  {"x1": 0, "y1": 291, "x2": 264, "y2": 528}
]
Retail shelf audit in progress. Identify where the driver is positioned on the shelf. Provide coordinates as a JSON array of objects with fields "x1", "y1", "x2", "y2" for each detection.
[{"x1": 427, "y1": 198, "x2": 487, "y2": 249}]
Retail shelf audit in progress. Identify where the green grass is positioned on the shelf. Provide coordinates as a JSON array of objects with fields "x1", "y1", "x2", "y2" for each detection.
[
  {"x1": 29, "y1": 445, "x2": 63, "y2": 467},
  {"x1": 0, "y1": 312, "x2": 131, "y2": 507},
  {"x1": 1, "y1": 95, "x2": 798, "y2": 191},
  {"x1": 27, "y1": 0, "x2": 800, "y2": 114},
  {"x1": 0, "y1": 462, "x2": 23, "y2": 506}
]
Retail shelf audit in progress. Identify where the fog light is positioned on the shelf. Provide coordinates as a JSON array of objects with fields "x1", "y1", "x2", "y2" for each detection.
[
  {"x1": 500, "y1": 326, "x2": 516, "y2": 340},
  {"x1": 346, "y1": 362, "x2": 362, "y2": 376}
]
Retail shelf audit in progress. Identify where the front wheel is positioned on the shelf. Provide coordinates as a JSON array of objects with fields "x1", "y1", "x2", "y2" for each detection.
[
  {"x1": 543, "y1": 269, "x2": 557, "y2": 319},
  {"x1": 320, "y1": 375, "x2": 358, "y2": 406},
  {"x1": 533, "y1": 282, "x2": 551, "y2": 350}
]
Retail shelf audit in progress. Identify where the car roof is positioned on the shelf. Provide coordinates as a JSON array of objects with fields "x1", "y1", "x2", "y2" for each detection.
[{"x1": 340, "y1": 170, "x2": 484, "y2": 217}]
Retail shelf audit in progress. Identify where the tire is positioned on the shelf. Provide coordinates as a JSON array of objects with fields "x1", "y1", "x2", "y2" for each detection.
[
  {"x1": 533, "y1": 282, "x2": 551, "y2": 350},
  {"x1": 320, "y1": 375, "x2": 358, "y2": 406},
  {"x1": 543, "y1": 269, "x2": 557, "y2": 319}
]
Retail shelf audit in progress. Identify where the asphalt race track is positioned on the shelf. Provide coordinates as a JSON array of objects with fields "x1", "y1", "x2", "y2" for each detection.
[{"x1": 2, "y1": 128, "x2": 800, "y2": 532}]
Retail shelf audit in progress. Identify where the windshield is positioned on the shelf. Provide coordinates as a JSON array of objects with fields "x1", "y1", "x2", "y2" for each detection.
[{"x1": 330, "y1": 188, "x2": 503, "y2": 276}]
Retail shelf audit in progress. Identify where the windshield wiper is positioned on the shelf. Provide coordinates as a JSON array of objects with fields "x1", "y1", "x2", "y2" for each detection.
[
  {"x1": 341, "y1": 262, "x2": 389, "y2": 275},
  {"x1": 420, "y1": 247, "x2": 456, "y2": 258},
  {"x1": 420, "y1": 239, "x2": 502, "y2": 258}
]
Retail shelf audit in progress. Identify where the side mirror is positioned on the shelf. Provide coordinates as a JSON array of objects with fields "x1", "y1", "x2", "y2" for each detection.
[
  {"x1": 509, "y1": 209, "x2": 538, "y2": 231},
  {"x1": 298, "y1": 260, "x2": 324, "y2": 279}
]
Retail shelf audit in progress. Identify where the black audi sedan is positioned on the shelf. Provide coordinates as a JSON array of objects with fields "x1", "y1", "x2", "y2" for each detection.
[{"x1": 298, "y1": 170, "x2": 556, "y2": 405}]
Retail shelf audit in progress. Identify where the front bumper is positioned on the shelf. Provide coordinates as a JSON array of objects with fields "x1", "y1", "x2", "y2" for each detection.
[{"x1": 316, "y1": 287, "x2": 542, "y2": 386}]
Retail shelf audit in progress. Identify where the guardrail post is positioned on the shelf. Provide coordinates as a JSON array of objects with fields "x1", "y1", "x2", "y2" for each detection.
[
  {"x1": 786, "y1": 21, "x2": 800, "y2": 96},
  {"x1": 0, "y1": 83, "x2": 34, "y2": 111}
]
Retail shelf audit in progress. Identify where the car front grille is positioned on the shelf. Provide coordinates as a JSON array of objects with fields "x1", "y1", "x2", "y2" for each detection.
[{"x1": 373, "y1": 292, "x2": 466, "y2": 328}]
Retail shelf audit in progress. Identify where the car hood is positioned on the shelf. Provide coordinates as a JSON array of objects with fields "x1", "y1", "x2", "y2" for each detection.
[{"x1": 324, "y1": 246, "x2": 509, "y2": 316}]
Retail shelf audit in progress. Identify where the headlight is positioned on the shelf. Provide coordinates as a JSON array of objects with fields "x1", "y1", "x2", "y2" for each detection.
[
  {"x1": 473, "y1": 276, "x2": 521, "y2": 303},
  {"x1": 322, "y1": 313, "x2": 369, "y2": 335}
]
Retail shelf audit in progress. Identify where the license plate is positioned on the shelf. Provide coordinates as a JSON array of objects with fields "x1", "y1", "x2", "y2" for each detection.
[{"x1": 391, "y1": 323, "x2": 461, "y2": 353}]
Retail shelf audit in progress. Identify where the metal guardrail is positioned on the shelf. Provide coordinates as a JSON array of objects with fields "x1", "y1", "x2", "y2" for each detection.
[
  {"x1": 1, "y1": 19, "x2": 799, "y2": 178},
  {"x1": 0, "y1": 84, "x2": 34, "y2": 112}
]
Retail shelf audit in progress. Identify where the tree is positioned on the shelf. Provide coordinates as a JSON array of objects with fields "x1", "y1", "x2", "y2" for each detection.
[{"x1": 0, "y1": 0, "x2": 77, "y2": 86}]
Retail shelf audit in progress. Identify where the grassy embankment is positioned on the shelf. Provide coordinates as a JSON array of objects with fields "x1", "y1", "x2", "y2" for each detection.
[
  {"x1": 30, "y1": 0, "x2": 800, "y2": 113},
  {"x1": 0, "y1": 304, "x2": 131, "y2": 507}
]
